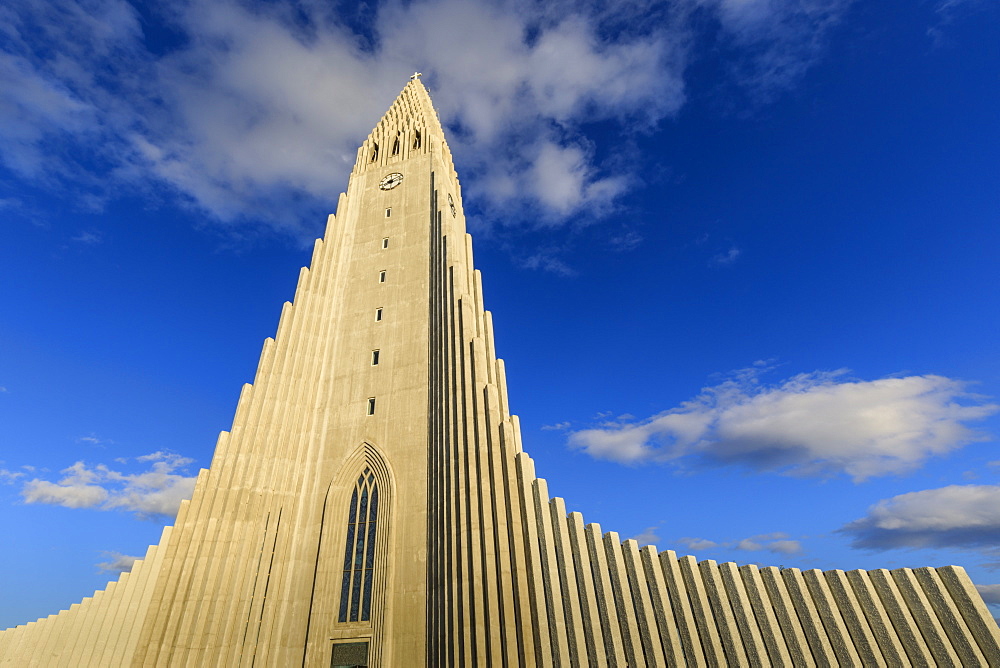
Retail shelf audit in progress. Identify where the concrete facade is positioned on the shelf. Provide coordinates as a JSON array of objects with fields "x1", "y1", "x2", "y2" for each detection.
[{"x1": 2, "y1": 78, "x2": 999, "y2": 666}]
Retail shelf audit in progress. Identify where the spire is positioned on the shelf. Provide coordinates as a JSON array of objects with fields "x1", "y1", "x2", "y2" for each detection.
[{"x1": 353, "y1": 76, "x2": 455, "y2": 178}]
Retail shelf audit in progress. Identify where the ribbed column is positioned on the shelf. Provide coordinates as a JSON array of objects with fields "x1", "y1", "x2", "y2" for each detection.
[
  {"x1": 604, "y1": 532, "x2": 644, "y2": 666},
  {"x1": 739, "y1": 565, "x2": 795, "y2": 667},
  {"x1": 534, "y1": 478, "x2": 572, "y2": 665},
  {"x1": 514, "y1": 454, "x2": 553, "y2": 668},
  {"x1": 567, "y1": 513, "x2": 607, "y2": 668},
  {"x1": 622, "y1": 539, "x2": 667, "y2": 666},
  {"x1": 659, "y1": 551, "x2": 706, "y2": 666},
  {"x1": 865, "y1": 568, "x2": 937, "y2": 666},
  {"x1": 891, "y1": 568, "x2": 962, "y2": 666},
  {"x1": 936, "y1": 566, "x2": 1000, "y2": 666},
  {"x1": 717, "y1": 561, "x2": 769, "y2": 666}
]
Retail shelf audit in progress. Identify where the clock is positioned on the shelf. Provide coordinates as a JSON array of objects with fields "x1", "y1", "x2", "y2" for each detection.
[
  {"x1": 448, "y1": 193, "x2": 456, "y2": 217},
  {"x1": 379, "y1": 172, "x2": 403, "y2": 190}
]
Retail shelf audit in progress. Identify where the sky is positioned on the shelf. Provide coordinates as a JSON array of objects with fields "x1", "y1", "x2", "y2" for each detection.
[{"x1": 1, "y1": 0, "x2": 999, "y2": 630}]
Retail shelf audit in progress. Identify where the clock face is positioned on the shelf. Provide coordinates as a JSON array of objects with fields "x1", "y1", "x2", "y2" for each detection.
[
  {"x1": 379, "y1": 172, "x2": 403, "y2": 190},
  {"x1": 448, "y1": 193, "x2": 456, "y2": 217}
]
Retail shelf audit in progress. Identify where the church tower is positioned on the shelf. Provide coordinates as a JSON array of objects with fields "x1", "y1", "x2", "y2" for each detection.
[{"x1": 2, "y1": 77, "x2": 999, "y2": 667}]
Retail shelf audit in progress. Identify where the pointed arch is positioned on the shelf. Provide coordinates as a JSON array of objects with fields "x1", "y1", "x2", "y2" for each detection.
[{"x1": 303, "y1": 443, "x2": 394, "y2": 666}]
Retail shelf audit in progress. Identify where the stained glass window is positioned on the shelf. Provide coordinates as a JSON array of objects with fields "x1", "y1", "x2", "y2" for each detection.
[{"x1": 339, "y1": 469, "x2": 378, "y2": 622}]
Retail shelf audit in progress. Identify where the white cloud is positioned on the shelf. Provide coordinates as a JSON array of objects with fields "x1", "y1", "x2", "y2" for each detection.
[
  {"x1": 519, "y1": 249, "x2": 578, "y2": 276},
  {"x1": 96, "y1": 551, "x2": 140, "y2": 573},
  {"x1": 22, "y1": 478, "x2": 109, "y2": 509},
  {"x1": 0, "y1": 0, "x2": 855, "y2": 237},
  {"x1": 700, "y1": 0, "x2": 854, "y2": 100},
  {"x1": 541, "y1": 422, "x2": 571, "y2": 431},
  {"x1": 21, "y1": 452, "x2": 197, "y2": 519},
  {"x1": 841, "y1": 484, "x2": 1000, "y2": 554},
  {"x1": 569, "y1": 368, "x2": 998, "y2": 480},
  {"x1": 929, "y1": 0, "x2": 992, "y2": 46},
  {"x1": 733, "y1": 535, "x2": 803, "y2": 555},
  {"x1": 711, "y1": 246, "x2": 742, "y2": 266},
  {"x1": 678, "y1": 531, "x2": 802, "y2": 555},
  {"x1": 0, "y1": 469, "x2": 24, "y2": 484},
  {"x1": 609, "y1": 231, "x2": 643, "y2": 252},
  {"x1": 678, "y1": 537, "x2": 719, "y2": 551},
  {"x1": 71, "y1": 231, "x2": 102, "y2": 245},
  {"x1": 630, "y1": 526, "x2": 662, "y2": 547},
  {"x1": 976, "y1": 584, "x2": 1000, "y2": 605}
]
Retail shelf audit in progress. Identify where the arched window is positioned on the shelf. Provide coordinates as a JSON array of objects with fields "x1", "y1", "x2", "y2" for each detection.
[
  {"x1": 370, "y1": 142, "x2": 379, "y2": 162},
  {"x1": 412, "y1": 130, "x2": 421, "y2": 149},
  {"x1": 339, "y1": 469, "x2": 379, "y2": 622},
  {"x1": 391, "y1": 133, "x2": 400, "y2": 156}
]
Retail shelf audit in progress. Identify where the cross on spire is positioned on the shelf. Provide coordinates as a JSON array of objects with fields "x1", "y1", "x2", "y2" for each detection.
[{"x1": 409, "y1": 71, "x2": 422, "y2": 81}]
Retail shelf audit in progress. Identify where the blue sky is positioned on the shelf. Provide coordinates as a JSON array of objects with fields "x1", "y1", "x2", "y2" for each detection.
[{"x1": 2, "y1": 0, "x2": 999, "y2": 629}]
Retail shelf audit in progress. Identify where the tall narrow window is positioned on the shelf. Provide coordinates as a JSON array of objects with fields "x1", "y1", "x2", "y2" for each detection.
[
  {"x1": 375, "y1": 308, "x2": 382, "y2": 321},
  {"x1": 413, "y1": 130, "x2": 421, "y2": 149},
  {"x1": 366, "y1": 397, "x2": 376, "y2": 415},
  {"x1": 339, "y1": 469, "x2": 379, "y2": 622},
  {"x1": 381, "y1": 237, "x2": 389, "y2": 249},
  {"x1": 378, "y1": 271, "x2": 386, "y2": 283},
  {"x1": 371, "y1": 350, "x2": 380, "y2": 366},
  {"x1": 391, "y1": 134, "x2": 400, "y2": 156},
  {"x1": 370, "y1": 142, "x2": 379, "y2": 162},
  {"x1": 385, "y1": 208, "x2": 391, "y2": 218}
]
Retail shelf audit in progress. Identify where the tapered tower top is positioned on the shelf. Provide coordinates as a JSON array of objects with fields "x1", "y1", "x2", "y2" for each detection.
[{"x1": 353, "y1": 76, "x2": 456, "y2": 179}]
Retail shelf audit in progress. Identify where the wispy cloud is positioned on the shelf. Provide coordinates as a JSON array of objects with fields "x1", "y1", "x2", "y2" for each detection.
[
  {"x1": 569, "y1": 366, "x2": 998, "y2": 481},
  {"x1": 678, "y1": 532, "x2": 802, "y2": 555},
  {"x1": 71, "y1": 230, "x2": 102, "y2": 245},
  {"x1": 1, "y1": 0, "x2": 856, "y2": 238},
  {"x1": 609, "y1": 231, "x2": 643, "y2": 252},
  {"x1": 702, "y1": 0, "x2": 854, "y2": 103},
  {"x1": 96, "y1": 551, "x2": 140, "y2": 573},
  {"x1": 928, "y1": 0, "x2": 992, "y2": 46},
  {"x1": 678, "y1": 536, "x2": 720, "y2": 551},
  {"x1": 629, "y1": 526, "x2": 662, "y2": 547},
  {"x1": 519, "y1": 250, "x2": 577, "y2": 277},
  {"x1": 541, "y1": 422, "x2": 571, "y2": 431},
  {"x1": 0, "y1": 469, "x2": 24, "y2": 484},
  {"x1": 21, "y1": 452, "x2": 197, "y2": 519},
  {"x1": 77, "y1": 433, "x2": 112, "y2": 447},
  {"x1": 710, "y1": 246, "x2": 742, "y2": 266}
]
